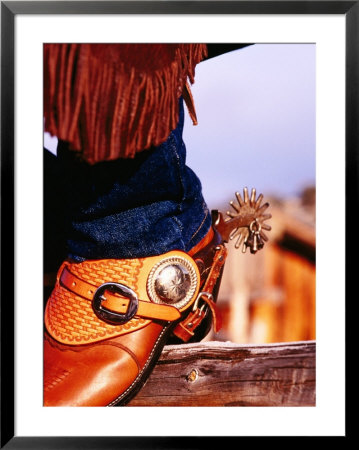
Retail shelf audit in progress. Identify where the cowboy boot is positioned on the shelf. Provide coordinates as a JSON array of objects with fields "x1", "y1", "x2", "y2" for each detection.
[
  {"x1": 44, "y1": 225, "x2": 225, "y2": 406},
  {"x1": 44, "y1": 188, "x2": 270, "y2": 406}
]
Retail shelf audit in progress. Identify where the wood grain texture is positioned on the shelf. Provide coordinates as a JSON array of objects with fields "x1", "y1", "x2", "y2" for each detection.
[{"x1": 128, "y1": 340, "x2": 315, "y2": 407}]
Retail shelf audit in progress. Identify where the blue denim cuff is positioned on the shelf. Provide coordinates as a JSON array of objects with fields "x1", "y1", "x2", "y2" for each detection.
[{"x1": 45, "y1": 98, "x2": 211, "y2": 263}]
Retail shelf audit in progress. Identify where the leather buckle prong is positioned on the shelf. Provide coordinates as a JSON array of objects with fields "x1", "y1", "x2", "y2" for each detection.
[{"x1": 92, "y1": 282, "x2": 139, "y2": 325}]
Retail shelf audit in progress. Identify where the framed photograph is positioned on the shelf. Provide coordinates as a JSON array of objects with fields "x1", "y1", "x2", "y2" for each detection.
[{"x1": 1, "y1": 1, "x2": 353, "y2": 447}]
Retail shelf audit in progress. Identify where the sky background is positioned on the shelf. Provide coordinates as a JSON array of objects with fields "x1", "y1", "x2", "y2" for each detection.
[
  {"x1": 183, "y1": 43, "x2": 316, "y2": 208},
  {"x1": 44, "y1": 43, "x2": 316, "y2": 209}
]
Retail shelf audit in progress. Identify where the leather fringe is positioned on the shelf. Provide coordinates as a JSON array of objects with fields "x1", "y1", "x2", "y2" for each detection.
[{"x1": 44, "y1": 44, "x2": 207, "y2": 163}]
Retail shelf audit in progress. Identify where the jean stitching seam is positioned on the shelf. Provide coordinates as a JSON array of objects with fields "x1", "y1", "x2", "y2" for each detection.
[
  {"x1": 170, "y1": 134, "x2": 186, "y2": 206},
  {"x1": 190, "y1": 205, "x2": 209, "y2": 242}
]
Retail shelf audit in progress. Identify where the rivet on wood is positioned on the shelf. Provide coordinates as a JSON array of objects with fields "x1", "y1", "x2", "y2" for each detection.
[{"x1": 186, "y1": 368, "x2": 199, "y2": 383}]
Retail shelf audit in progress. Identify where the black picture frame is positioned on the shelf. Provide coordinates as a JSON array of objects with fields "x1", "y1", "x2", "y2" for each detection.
[{"x1": 1, "y1": 1, "x2": 354, "y2": 447}]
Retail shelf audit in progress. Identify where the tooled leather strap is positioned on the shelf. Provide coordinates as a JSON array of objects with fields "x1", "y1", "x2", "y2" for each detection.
[
  {"x1": 172, "y1": 244, "x2": 227, "y2": 341},
  {"x1": 60, "y1": 267, "x2": 182, "y2": 322}
]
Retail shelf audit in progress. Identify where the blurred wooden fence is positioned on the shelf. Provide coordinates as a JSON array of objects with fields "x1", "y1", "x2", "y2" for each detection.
[{"x1": 215, "y1": 202, "x2": 316, "y2": 345}]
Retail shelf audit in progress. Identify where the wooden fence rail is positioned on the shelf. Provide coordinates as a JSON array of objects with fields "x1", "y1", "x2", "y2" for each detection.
[{"x1": 128, "y1": 340, "x2": 315, "y2": 407}]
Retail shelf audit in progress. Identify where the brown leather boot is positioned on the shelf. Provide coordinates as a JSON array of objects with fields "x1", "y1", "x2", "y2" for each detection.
[
  {"x1": 44, "y1": 188, "x2": 271, "y2": 406},
  {"x1": 44, "y1": 227, "x2": 225, "y2": 406}
]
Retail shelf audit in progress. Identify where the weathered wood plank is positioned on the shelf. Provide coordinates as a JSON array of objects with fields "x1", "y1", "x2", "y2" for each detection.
[{"x1": 128, "y1": 340, "x2": 315, "y2": 407}]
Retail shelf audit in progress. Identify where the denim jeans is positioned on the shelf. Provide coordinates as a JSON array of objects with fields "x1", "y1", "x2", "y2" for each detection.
[{"x1": 44, "y1": 99, "x2": 211, "y2": 270}]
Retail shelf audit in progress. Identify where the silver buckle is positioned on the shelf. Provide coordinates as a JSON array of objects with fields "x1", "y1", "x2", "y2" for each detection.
[{"x1": 92, "y1": 282, "x2": 138, "y2": 325}]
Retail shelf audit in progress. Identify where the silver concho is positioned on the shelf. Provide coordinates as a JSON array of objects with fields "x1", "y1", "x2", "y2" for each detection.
[{"x1": 147, "y1": 256, "x2": 198, "y2": 309}]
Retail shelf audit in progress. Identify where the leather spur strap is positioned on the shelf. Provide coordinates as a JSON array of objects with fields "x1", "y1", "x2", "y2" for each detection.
[
  {"x1": 45, "y1": 251, "x2": 201, "y2": 346},
  {"x1": 60, "y1": 267, "x2": 181, "y2": 322},
  {"x1": 172, "y1": 244, "x2": 227, "y2": 342}
]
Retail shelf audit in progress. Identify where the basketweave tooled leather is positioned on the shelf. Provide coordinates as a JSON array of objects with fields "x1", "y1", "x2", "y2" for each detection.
[{"x1": 44, "y1": 229, "x2": 224, "y2": 406}]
